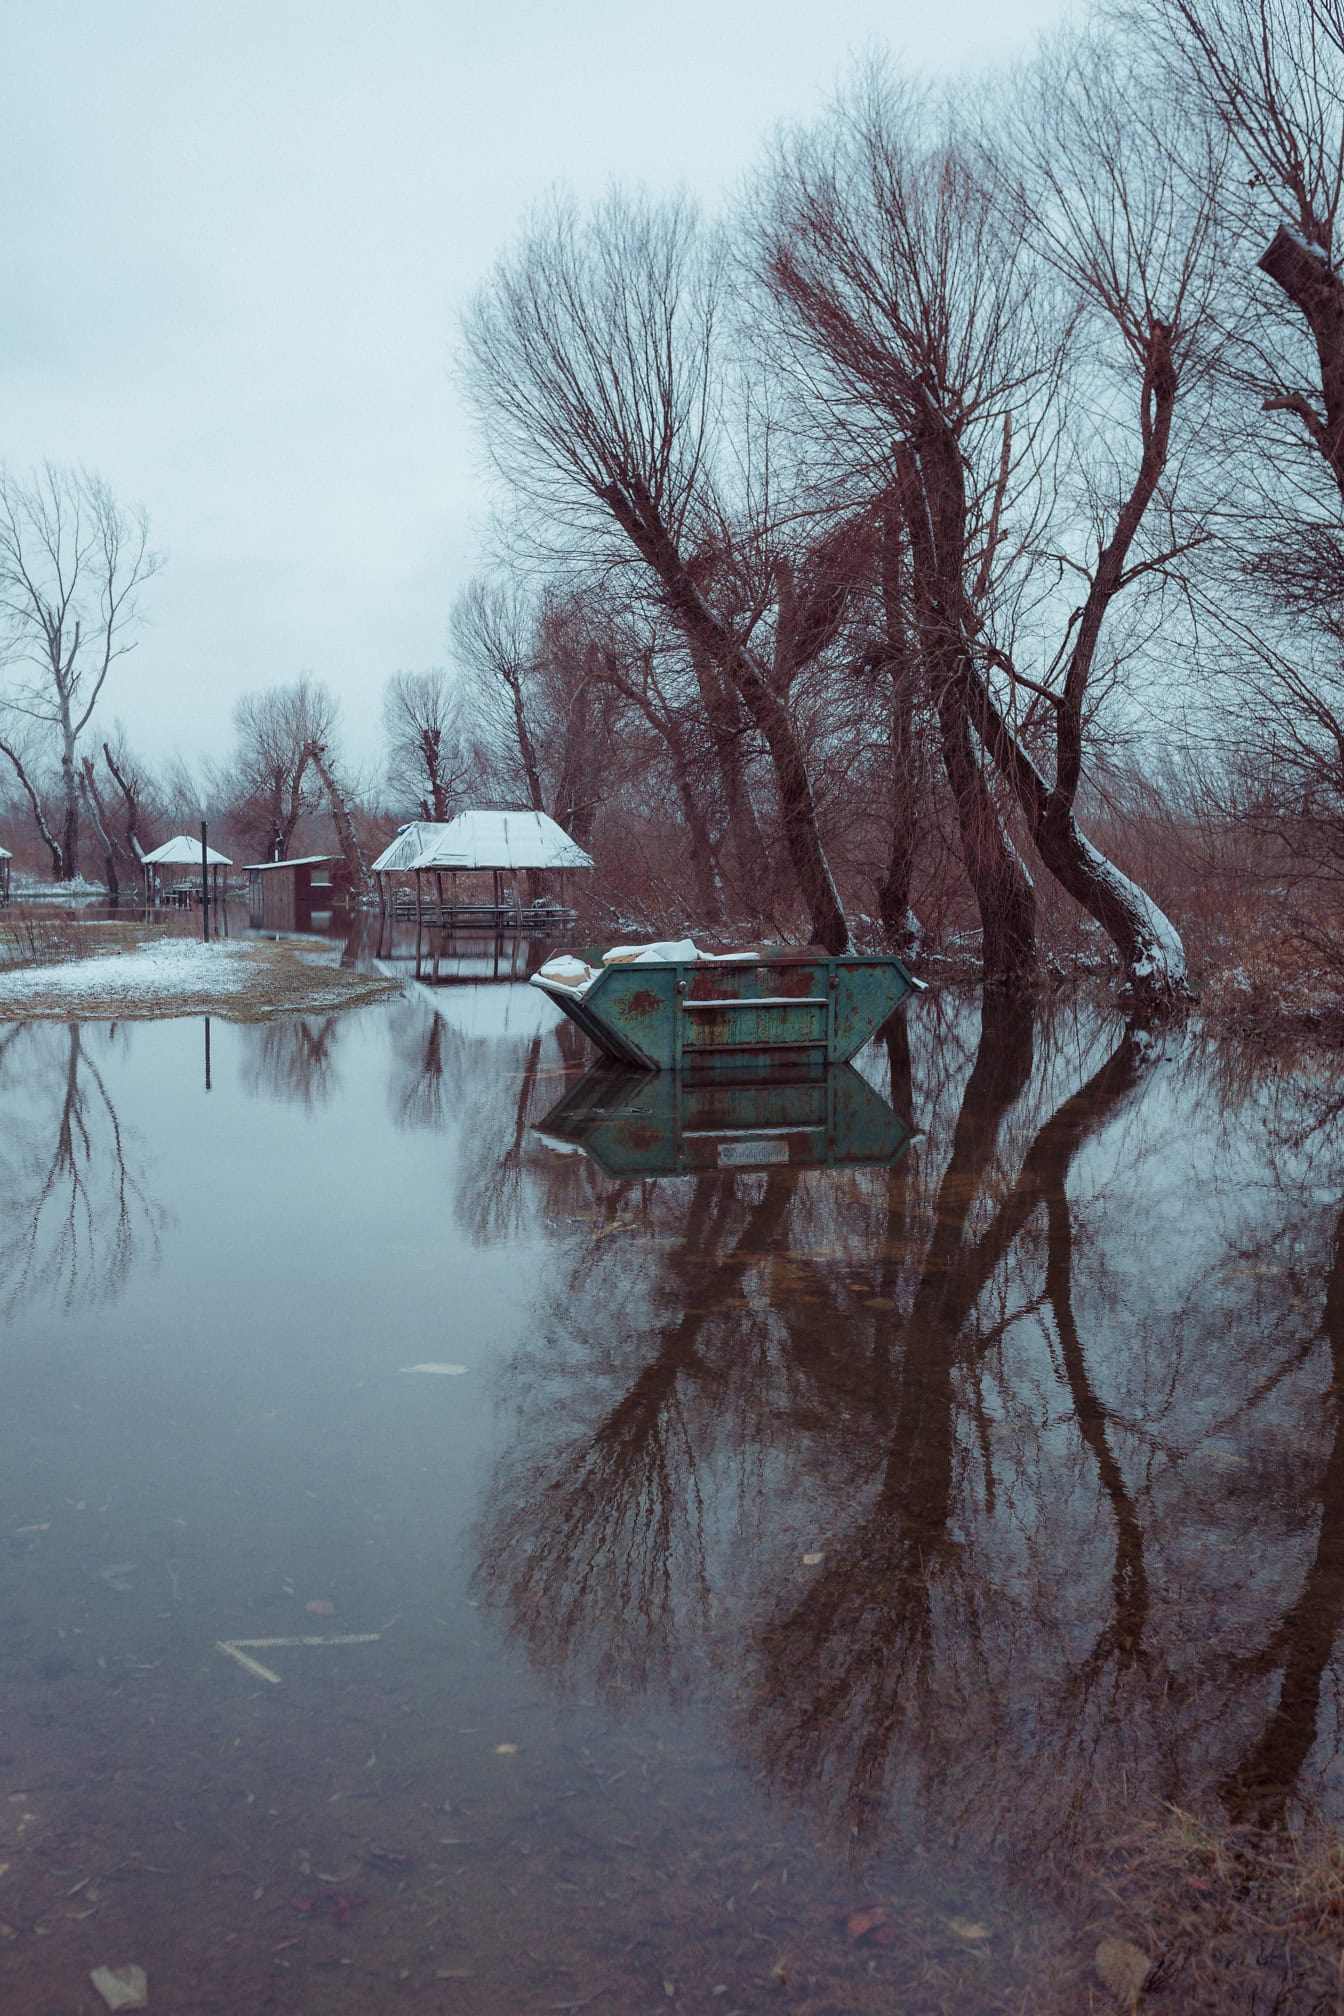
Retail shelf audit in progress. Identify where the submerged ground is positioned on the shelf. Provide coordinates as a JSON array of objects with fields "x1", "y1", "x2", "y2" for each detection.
[{"x1": 2, "y1": 973, "x2": 1343, "y2": 2013}]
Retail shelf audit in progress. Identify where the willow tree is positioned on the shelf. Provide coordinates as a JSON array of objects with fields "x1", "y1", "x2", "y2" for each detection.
[{"x1": 462, "y1": 193, "x2": 851, "y2": 952}]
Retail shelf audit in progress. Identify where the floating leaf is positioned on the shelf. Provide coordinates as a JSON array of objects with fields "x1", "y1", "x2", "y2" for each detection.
[
  {"x1": 495, "y1": 1742, "x2": 518, "y2": 1756},
  {"x1": 844, "y1": 1904, "x2": 894, "y2": 1944},
  {"x1": 90, "y1": 1965, "x2": 148, "y2": 2012},
  {"x1": 1095, "y1": 1936, "x2": 1150, "y2": 2007}
]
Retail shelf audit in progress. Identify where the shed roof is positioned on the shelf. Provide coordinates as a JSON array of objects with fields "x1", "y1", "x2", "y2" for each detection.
[
  {"x1": 0, "y1": 847, "x2": 11, "y2": 860},
  {"x1": 369, "y1": 821, "x2": 448, "y2": 876},
  {"x1": 143, "y1": 835, "x2": 234, "y2": 867},
  {"x1": 244, "y1": 855, "x2": 341, "y2": 872},
  {"x1": 411, "y1": 809, "x2": 593, "y2": 872}
]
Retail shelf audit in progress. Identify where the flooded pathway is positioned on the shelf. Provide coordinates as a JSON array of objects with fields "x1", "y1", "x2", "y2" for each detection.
[{"x1": 2, "y1": 987, "x2": 1343, "y2": 2011}]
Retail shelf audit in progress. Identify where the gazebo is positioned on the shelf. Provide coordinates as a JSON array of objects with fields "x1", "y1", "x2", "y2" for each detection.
[
  {"x1": 0, "y1": 846, "x2": 10, "y2": 905},
  {"x1": 373, "y1": 809, "x2": 593, "y2": 927},
  {"x1": 143, "y1": 835, "x2": 234, "y2": 911}
]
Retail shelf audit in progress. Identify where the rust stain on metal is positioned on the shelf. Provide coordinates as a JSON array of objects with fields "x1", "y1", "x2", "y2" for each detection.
[{"x1": 628, "y1": 987, "x2": 661, "y2": 1017}]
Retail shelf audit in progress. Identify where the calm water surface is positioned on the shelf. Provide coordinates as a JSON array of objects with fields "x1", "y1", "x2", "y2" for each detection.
[{"x1": 1, "y1": 984, "x2": 1342, "y2": 2013}]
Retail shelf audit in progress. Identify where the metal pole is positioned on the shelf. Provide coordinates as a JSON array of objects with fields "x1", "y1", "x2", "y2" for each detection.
[
  {"x1": 201, "y1": 820, "x2": 210, "y2": 941},
  {"x1": 204, "y1": 1015, "x2": 212, "y2": 1093}
]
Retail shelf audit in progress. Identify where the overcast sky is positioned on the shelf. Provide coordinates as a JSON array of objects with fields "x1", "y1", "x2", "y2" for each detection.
[{"x1": 1, "y1": 0, "x2": 1074, "y2": 781}]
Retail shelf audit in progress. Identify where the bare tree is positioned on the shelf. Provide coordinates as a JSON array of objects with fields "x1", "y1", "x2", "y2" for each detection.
[
  {"x1": 1124, "y1": 0, "x2": 1344, "y2": 939},
  {"x1": 382, "y1": 667, "x2": 471, "y2": 820},
  {"x1": 757, "y1": 55, "x2": 1208, "y2": 998},
  {"x1": 225, "y1": 679, "x2": 325, "y2": 863},
  {"x1": 102, "y1": 728, "x2": 155, "y2": 867},
  {"x1": 0, "y1": 718, "x2": 62, "y2": 875},
  {"x1": 754, "y1": 76, "x2": 1045, "y2": 980},
  {"x1": 451, "y1": 578, "x2": 548, "y2": 814},
  {"x1": 0, "y1": 464, "x2": 161, "y2": 881},
  {"x1": 462, "y1": 192, "x2": 852, "y2": 951}
]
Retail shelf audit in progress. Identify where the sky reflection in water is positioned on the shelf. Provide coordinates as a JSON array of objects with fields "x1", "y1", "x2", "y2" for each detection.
[{"x1": 0, "y1": 985, "x2": 1341, "y2": 2011}]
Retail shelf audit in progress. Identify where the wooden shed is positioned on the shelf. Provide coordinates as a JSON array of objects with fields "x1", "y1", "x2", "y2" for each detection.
[{"x1": 246, "y1": 855, "x2": 354, "y2": 932}]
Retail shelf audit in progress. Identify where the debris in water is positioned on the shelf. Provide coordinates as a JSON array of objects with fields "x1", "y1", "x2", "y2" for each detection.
[
  {"x1": 495, "y1": 1742, "x2": 518, "y2": 1756},
  {"x1": 99, "y1": 1563, "x2": 137, "y2": 1592},
  {"x1": 306, "y1": 1600, "x2": 336, "y2": 1616},
  {"x1": 90, "y1": 1963, "x2": 148, "y2": 2011},
  {"x1": 216, "y1": 1633, "x2": 381, "y2": 1685},
  {"x1": 216, "y1": 1642, "x2": 282, "y2": 1685},
  {"x1": 400, "y1": 1363, "x2": 467, "y2": 1376},
  {"x1": 843, "y1": 1905, "x2": 895, "y2": 1945}
]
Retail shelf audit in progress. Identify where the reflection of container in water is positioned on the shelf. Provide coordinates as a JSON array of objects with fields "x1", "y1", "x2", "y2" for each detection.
[{"x1": 535, "y1": 1063, "x2": 916, "y2": 1178}]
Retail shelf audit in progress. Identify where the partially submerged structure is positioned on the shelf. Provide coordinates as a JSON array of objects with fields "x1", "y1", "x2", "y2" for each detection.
[
  {"x1": 0, "y1": 847, "x2": 10, "y2": 905},
  {"x1": 531, "y1": 940, "x2": 922, "y2": 1072},
  {"x1": 371, "y1": 809, "x2": 593, "y2": 928},
  {"x1": 143, "y1": 835, "x2": 233, "y2": 909},
  {"x1": 246, "y1": 855, "x2": 354, "y2": 933}
]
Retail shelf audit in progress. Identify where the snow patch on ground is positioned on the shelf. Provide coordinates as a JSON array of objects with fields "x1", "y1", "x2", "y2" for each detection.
[{"x1": 0, "y1": 939, "x2": 253, "y2": 1001}]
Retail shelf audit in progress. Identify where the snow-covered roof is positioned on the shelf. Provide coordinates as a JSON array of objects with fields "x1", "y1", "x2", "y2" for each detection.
[
  {"x1": 370, "y1": 822, "x2": 449, "y2": 875},
  {"x1": 244, "y1": 855, "x2": 340, "y2": 872},
  {"x1": 411, "y1": 809, "x2": 593, "y2": 872},
  {"x1": 142, "y1": 835, "x2": 234, "y2": 867},
  {"x1": 0, "y1": 847, "x2": 11, "y2": 860}
]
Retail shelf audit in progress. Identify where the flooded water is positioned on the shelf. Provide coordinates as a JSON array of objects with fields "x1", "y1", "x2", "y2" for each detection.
[{"x1": 2, "y1": 982, "x2": 1344, "y2": 2012}]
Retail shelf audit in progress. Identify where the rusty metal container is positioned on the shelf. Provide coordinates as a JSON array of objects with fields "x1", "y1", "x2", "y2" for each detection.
[{"x1": 532, "y1": 950, "x2": 921, "y2": 1071}]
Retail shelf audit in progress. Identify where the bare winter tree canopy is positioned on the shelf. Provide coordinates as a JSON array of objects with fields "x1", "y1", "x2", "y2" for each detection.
[
  {"x1": 0, "y1": 464, "x2": 160, "y2": 881},
  {"x1": 12, "y1": 11, "x2": 1344, "y2": 1015}
]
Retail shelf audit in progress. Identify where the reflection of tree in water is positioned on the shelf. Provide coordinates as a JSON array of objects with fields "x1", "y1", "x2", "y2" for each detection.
[
  {"x1": 477, "y1": 992, "x2": 1344, "y2": 1873},
  {"x1": 0, "y1": 1022, "x2": 161, "y2": 1313},
  {"x1": 387, "y1": 985, "x2": 605, "y2": 1242},
  {"x1": 239, "y1": 1016, "x2": 343, "y2": 1106}
]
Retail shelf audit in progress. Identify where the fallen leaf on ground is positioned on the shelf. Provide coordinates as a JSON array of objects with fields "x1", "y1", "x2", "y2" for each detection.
[
  {"x1": 1095, "y1": 1936, "x2": 1151, "y2": 2007},
  {"x1": 90, "y1": 1964, "x2": 148, "y2": 2011}
]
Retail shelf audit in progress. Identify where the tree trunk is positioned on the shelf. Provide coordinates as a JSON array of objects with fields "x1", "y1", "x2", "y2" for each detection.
[
  {"x1": 103, "y1": 743, "x2": 147, "y2": 864},
  {"x1": 308, "y1": 744, "x2": 368, "y2": 896},
  {"x1": 597, "y1": 476, "x2": 850, "y2": 952},
  {"x1": 61, "y1": 731, "x2": 80, "y2": 882},
  {"x1": 895, "y1": 436, "x2": 1035, "y2": 985},
  {"x1": 0, "y1": 738, "x2": 63, "y2": 877},
  {"x1": 875, "y1": 505, "x2": 922, "y2": 955},
  {"x1": 80, "y1": 758, "x2": 119, "y2": 905}
]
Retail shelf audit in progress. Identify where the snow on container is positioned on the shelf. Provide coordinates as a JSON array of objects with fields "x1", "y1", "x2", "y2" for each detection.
[{"x1": 530, "y1": 941, "x2": 923, "y2": 1072}]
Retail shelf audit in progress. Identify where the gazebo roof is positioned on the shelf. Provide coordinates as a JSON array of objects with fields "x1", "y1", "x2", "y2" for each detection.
[
  {"x1": 143, "y1": 835, "x2": 234, "y2": 867},
  {"x1": 410, "y1": 809, "x2": 593, "y2": 873},
  {"x1": 370, "y1": 822, "x2": 449, "y2": 876}
]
